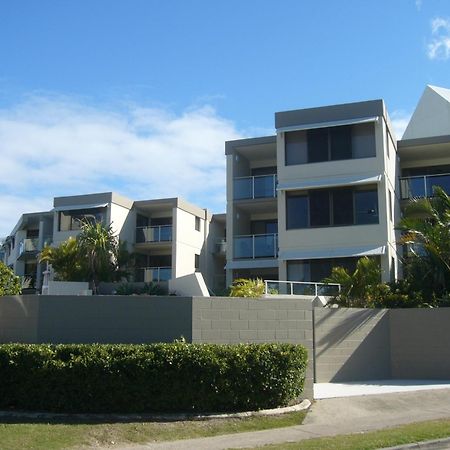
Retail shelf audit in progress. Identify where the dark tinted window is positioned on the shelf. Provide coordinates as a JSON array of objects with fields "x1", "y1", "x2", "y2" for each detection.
[
  {"x1": 310, "y1": 190, "x2": 330, "y2": 226},
  {"x1": 330, "y1": 126, "x2": 352, "y2": 160},
  {"x1": 333, "y1": 188, "x2": 354, "y2": 225},
  {"x1": 286, "y1": 194, "x2": 308, "y2": 229},
  {"x1": 285, "y1": 131, "x2": 307, "y2": 165},
  {"x1": 355, "y1": 190, "x2": 379, "y2": 224},
  {"x1": 307, "y1": 129, "x2": 328, "y2": 163}
]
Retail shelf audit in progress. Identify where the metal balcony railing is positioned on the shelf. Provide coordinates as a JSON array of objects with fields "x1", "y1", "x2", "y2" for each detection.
[
  {"x1": 264, "y1": 280, "x2": 341, "y2": 296},
  {"x1": 399, "y1": 173, "x2": 450, "y2": 200},
  {"x1": 135, "y1": 267, "x2": 172, "y2": 283},
  {"x1": 233, "y1": 233, "x2": 278, "y2": 259},
  {"x1": 233, "y1": 174, "x2": 277, "y2": 200},
  {"x1": 136, "y1": 225, "x2": 172, "y2": 243},
  {"x1": 18, "y1": 238, "x2": 39, "y2": 256}
]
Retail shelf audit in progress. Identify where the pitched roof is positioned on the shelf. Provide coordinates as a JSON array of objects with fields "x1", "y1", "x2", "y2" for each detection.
[{"x1": 402, "y1": 85, "x2": 450, "y2": 140}]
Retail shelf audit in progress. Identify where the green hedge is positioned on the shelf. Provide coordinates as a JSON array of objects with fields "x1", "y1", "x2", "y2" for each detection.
[{"x1": 0, "y1": 343, "x2": 307, "y2": 413}]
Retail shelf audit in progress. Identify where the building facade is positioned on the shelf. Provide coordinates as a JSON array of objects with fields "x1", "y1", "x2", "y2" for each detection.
[
  {"x1": 225, "y1": 85, "x2": 450, "y2": 288},
  {"x1": 2, "y1": 192, "x2": 226, "y2": 294}
]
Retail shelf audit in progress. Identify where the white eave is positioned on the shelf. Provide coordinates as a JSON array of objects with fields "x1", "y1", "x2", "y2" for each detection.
[
  {"x1": 277, "y1": 116, "x2": 379, "y2": 133},
  {"x1": 53, "y1": 203, "x2": 109, "y2": 212},
  {"x1": 279, "y1": 245, "x2": 386, "y2": 261},
  {"x1": 277, "y1": 174, "x2": 382, "y2": 192},
  {"x1": 225, "y1": 259, "x2": 279, "y2": 270}
]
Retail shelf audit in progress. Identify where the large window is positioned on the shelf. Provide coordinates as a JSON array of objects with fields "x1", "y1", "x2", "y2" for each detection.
[
  {"x1": 58, "y1": 207, "x2": 106, "y2": 231},
  {"x1": 285, "y1": 123, "x2": 375, "y2": 165},
  {"x1": 286, "y1": 185, "x2": 378, "y2": 229},
  {"x1": 287, "y1": 257, "x2": 361, "y2": 282}
]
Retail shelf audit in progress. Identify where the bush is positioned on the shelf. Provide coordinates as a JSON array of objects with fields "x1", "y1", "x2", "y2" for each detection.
[
  {"x1": 229, "y1": 278, "x2": 265, "y2": 297},
  {"x1": 115, "y1": 282, "x2": 166, "y2": 295},
  {"x1": 0, "y1": 262, "x2": 21, "y2": 296},
  {"x1": 0, "y1": 342, "x2": 307, "y2": 413}
]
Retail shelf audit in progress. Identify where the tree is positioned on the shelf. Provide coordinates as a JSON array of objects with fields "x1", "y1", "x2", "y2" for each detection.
[
  {"x1": 229, "y1": 278, "x2": 265, "y2": 298},
  {"x1": 39, "y1": 237, "x2": 87, "y2": 281},
  {"x1": 39, "y1": 221, "x2": 133, "y2": 293},
  {"x1": 0, "y1": 262, "x2": 21, "y2": 295},
  {"x1": 397, "y1": 186, "x2": 450, "y2": 299},
  {"x1": 322, "y1": 257, "x2": 381, "y2": 307},
  {"x1": 76, "y1": 220, "x2": 119, "y2": 294}
]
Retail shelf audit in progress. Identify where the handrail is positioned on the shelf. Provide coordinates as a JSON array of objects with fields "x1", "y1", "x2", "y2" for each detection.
[
  {"x1": 234, "y1": 233, "x2": 278, "y2": 259},
  {"x1": 264, "y1": 279, "x2": 341, "y2": 296},
  {"x1": 399, "y1": 173, "x2": 450, "y2": 199},
  {"x1": 233, "y1": 174, "x2": 277, "y2": 200}
]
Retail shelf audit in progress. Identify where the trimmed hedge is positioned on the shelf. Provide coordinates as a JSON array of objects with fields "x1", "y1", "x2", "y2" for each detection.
[{"x1": 0, "y1": 343, "x2": 307, "y2": 413}]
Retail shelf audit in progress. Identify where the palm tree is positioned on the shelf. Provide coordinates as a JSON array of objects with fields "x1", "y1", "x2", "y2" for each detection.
[
  {"x1": 322, "y1": 257, "x2": 381, "y2": 307},
  {"x1": 397, "y1": 186, "x2": 450, "y2": 297},
  {"x1": 39, "y1": 237, "x2": 87, "y2": 281},
  {"x1": 77, "y1": 220, "x2": 118, "y2": 294}
]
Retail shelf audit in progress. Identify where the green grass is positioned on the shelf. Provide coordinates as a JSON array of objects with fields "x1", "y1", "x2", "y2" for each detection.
[
  {"x1": 0, "y1": 411, "x2": 306, "y2": 450},
  {"x1": 247, "y1": 418, "x2": 450, "y2": 449}
]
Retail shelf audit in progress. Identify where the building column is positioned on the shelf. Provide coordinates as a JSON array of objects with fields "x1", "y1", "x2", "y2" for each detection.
[{"x1": 35, "y1": 219, "x2": 45, "y2": 291}]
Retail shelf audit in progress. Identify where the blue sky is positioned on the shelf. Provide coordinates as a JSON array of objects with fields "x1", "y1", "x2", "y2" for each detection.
[{"x1": 1, "y1": 0, "x2": 450, "y2": 236}]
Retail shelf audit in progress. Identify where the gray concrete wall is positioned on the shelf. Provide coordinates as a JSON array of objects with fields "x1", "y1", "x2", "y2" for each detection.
[
  {"x1": 314, "y1": 308, "x2": 391, "y2": 382},
  {"x1": 390, "y1": 308, "x2": 450, "y2": 379},
  {"x1": 192, "y1": 296, "x2": 314, "y2": 398},
  {"x1": 0, "y1": 295, "x2": 192, "y2": 344}
]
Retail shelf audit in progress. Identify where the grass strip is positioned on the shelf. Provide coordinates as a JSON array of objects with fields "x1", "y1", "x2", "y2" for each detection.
[
  {"x1": 247, "y1": 418, "x2": 450, "y2": 449},
  {"x1": 0, "y1": 411, "x2": 306, "y2": 450}
]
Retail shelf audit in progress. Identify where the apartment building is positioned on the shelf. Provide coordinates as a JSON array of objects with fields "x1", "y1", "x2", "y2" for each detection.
[
  {"x1": 2, "y1": 192, "x2": 226, "y2": 294},
  {"x1": 225, "y1": 85, "x2": 450, "y2": 289}
]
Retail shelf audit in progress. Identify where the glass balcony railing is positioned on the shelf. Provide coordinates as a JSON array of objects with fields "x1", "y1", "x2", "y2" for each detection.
[
  {"x1": 400, "y1": 173, "x2": 450, "y2": 200},
  {"x1": 135, "y1": 267, "x2": 172, "y2": 283},
  {"x1": 264, "y1": 280, "x2": 341, "y2": 296},
  {"x1": 233, "y1": 174, "x2": 277, "y2": 200},
  {"x1": 215, "y1": 238, "x2": 226, "y2": 255},
  {"x1": 18, "y1": 238, "x2": 39, "y2": 256},
  {"x1": 233, "y1": 233, "x2": 278, "y2": 259},
  {"x1": 136, "y1": 225, "x2": 172, "y2": 243}
]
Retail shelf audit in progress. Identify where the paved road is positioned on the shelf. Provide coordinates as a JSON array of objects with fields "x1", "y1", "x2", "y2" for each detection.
[{"x1": 97, "y1": 388, "x2": 450, "y2": 450}]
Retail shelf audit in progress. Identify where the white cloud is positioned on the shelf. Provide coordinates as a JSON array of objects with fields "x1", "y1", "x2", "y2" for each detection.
[
  {"x1": 390, "y1": 110, "x2": 412, "y2": 139},
  {"x1": 415, "y1": 0, "x2": 422, "y2": 11},
  {"x1": 0, "y1": 95, "x2": 244, "y2": 236},
  {"x1": 427, "y1": 17, "x2": 450, "y2": 60}
]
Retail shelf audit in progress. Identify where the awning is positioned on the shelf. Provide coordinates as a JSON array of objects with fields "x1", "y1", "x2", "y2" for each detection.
[
  {"x1": 277, "y1": 174, "x2": 382, "y2": 191},
  {"x1": 277, "y1": 116, "x2": 379, "y2": 133},
  {"x1": 279, "y1": 245, "x2": 386, "y2": 261},
  {"x1": 226, "y1": 259, "x2": 279, "y2": 270},
  {"x1": 53, "y1": 203, "x2": 109, "y2": 212}
]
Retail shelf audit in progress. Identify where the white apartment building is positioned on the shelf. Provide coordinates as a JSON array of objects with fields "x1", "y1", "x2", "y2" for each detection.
[
  {"x1": 225, "y1": 85, "x2": 450, "y2": 289},
  {"x1": 2, "y1": 192, "x2": 226, "y2": 294}
]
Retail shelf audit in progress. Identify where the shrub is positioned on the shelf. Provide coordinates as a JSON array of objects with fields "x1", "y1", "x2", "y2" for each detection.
[
  {"x1": 0, "y1": 262, "x2": 21, "y2": 296},
  {"x1": 229, "y1": 278, "x2": 265, "y2": 297},
  {"x1": 0, "y1": 342, "x2": 307, "y2": 413},
  {"x1": 115, "y1": 282, "x2": 166, "y2": 295}
]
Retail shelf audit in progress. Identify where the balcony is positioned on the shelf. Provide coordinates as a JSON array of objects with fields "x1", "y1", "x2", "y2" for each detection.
[
  {"x1": 136, "y1": 225, "x2": 172, "y2": 243},
  {"x1": 400, "y1": 173, "x2": 450, "y2": 200},
  {"x1": 234, "y1": 234, "x2": 278, "y2": 259},
  {"x1": 135, "y1": 266, "x2": 172, "y2": 283},
  {"x1": 214, "y1": 238, "x2": 226, "y2": 255},
  {"x1": 234, "y1": 174, "x2": 277, "y2": 200},
  {"x1": 18, "y1": 238, "x2": 39, "y2": 257}
]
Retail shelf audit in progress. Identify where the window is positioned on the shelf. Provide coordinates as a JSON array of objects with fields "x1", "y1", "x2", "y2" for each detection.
[
  {"x1": 287, "y1": 257, "x2": 361, "y2": 282},
  {"x1": 58, "y1": 207, "x2": 106, "y2": 231},
  {"x1": 285, "y1": 123, "x2": 375, "y2": 165},
  {"x1": 388, "y1": 190, "x2": 393, "y2": 222},
  {"x1": 285, "y1": 131, "x2": 307, "y2": 165},
  {"x1": 355, "y1": 189, "x2": 378, "y2": 224},
  {"x1": 195, "y1": 216, "x2": 201, "y2": 232},
  {"x1": 286, "y1": 186, "x2": 378, "y2": 229},
  {"x1": 286, "y1": 193, "x2": 308, "y2": 229},
  {"x1": 195, "y1": 254, "x2": 200, "y2": 271}
]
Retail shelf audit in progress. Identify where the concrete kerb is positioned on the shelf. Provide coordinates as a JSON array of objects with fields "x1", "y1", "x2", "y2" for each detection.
[
  {"x1": 381, "y1": 437, "x2": 450, "y2": 449},
  {"x1": 0, "y1": 399, "x2": 311, "y2": 422}
]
